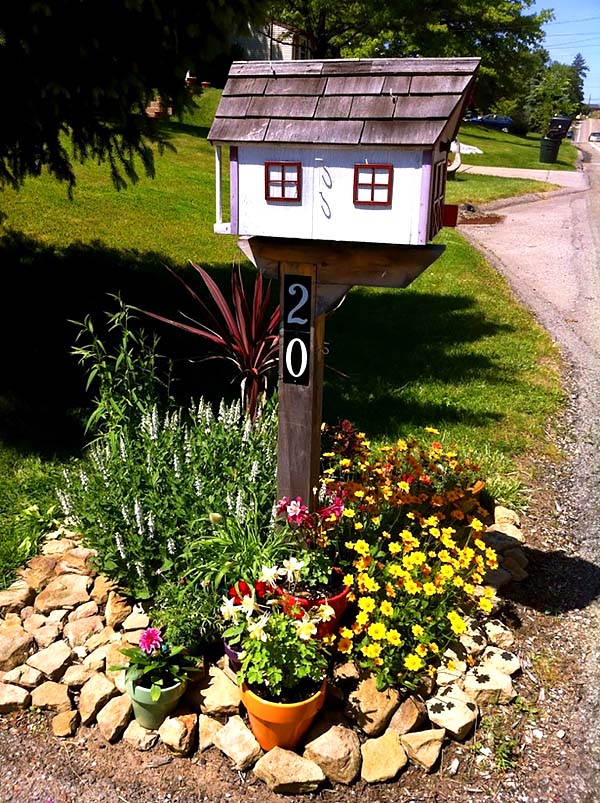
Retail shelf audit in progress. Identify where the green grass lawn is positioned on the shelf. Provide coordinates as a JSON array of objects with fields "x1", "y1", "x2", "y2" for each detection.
[
  {"x1": 459, "y1": 123, "x2": 579, "y2": 171},
  {"x1": 445, "y1": 173, "x2": 557, "y2": 205},
  {"x1": 0, "y1": 89, "x2": 566, "y2": 586}
]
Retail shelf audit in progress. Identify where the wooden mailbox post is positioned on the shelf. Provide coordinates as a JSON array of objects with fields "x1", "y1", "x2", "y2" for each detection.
[{"x1": 209, "y1": 57, "x2": 479, "y2": 507}]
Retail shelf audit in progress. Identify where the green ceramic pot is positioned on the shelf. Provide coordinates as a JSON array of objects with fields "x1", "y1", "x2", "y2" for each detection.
[{"x1": 125, "y1": 677, "x2": 186, "y2": 730}]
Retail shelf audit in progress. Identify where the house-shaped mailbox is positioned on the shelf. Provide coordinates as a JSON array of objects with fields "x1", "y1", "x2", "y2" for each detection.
[{"x1": 208, "y1": 57, "x2": 479, "y2": 246}]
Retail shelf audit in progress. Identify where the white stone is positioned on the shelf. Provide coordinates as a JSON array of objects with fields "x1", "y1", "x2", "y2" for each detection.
[
  {"x1": 462, "y1": 667, "x2": 515, "y2": 705},
  {"x1": 123, "y1": 719, "x2": 159, "y2": 751},
  {"x1": 254, "y1": 747, "x2": 325, "y2": 793},
  {"x1": 426, "y1": 691, "x2": 478, "y2": 741},
  {"x1": 78, "y1": 672, "x2": 118, "y2": 725},
  {"x1": 0, "y1": 683, "x2": 31, "y2": 712},
  {"x1": 483, "y1": 619, "x2": 515, "y2": 649},
  {"x1": 401, "y1": 728, "x2": 446, "y2": 771},
  {"x1": 213, "y1": 715, "x2": 262, "y2": 770},
  {"x1": 26, "y1": 639, "x2": 73, "y2": 680},
  {"x1": 304, "y1": 724, "x2": 361, "y2": 784},
  {"x1": 480, "y1": 646, "x2": 521, "y2": 676},
  {"x1": 200, "y1": 665, "x2": 241, "y2": 716},
  {"x1": 158, "y1": 713, "x2": 197, "y2": 756},
  {"x1": 96, "y1": 694, "x2": 132, "y2": 742},
  {"x1": 361, "y1": 730, "x2": 407, "y2": 782},
  {"x1": 346, "y1": 674, "x2": 400, "y2": 736}
]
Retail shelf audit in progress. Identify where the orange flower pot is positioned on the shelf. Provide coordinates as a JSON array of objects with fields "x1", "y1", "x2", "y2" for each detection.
[{"x1": 241, "y1": 680, "x2": 326, "y2": 751}]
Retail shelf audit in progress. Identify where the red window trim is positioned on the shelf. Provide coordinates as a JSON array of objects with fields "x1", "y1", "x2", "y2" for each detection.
[
  {"x1": 353, "y1": 164, "x2": 393, "y2": 206},
  {"x1": 264, "y1": 161, "x2": 302, "y2": 202}
]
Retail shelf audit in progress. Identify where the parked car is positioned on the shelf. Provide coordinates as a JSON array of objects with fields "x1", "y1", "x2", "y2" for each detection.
[
  {"x1": 468, "y1": 114, "x2": 513, "y2": 133},
  {"x1": 589, "y1": 132, "x2": 600, "y2": 142}
]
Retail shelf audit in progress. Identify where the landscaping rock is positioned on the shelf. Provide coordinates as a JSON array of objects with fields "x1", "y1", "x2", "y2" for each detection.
[
  {"x1": 304, "y1": 724, "x2": 361, "y2": 784},
  {"x1": 31, "y1": 681, "x2": 72, "y2": 713},
  {"x1": 41, "y1": 538, "x2": 77, "y2": 556},
  {"x1": 22, "y1": 613, "x2": 47, "y2": 633},
  {"x1": 401, "y1": 728, "x2": 446, "y2": 771},
  {"x1": 494, "y1": 505, "x2": 520, "y2": 528},
  {"x1": 200, "y1": 665, "x2": 241, "y2": 717},
  {"x1": 158, "y1": 713, "x2": 197, "y2": 756},
  {"x1": 3, "y1": 664, "x2": 43, "y2": 689},
  {"x1": 502, "y1": 554, "x2": 529, "y2": 581},
  {"x1": 56, "y1": 547, "x2": 97, "y2": 575},
  {"x1": 462, "y1": 666, "x2": 515, "y2": 705},
  {"x1": 61, "y1": 664, "x2": 96, "y2": 688},
  {"x1": 361, "y1": 730, "x2": 407, "y2": 782},
  {"x1": 387, "y1": 695, "x2": 427, "y2": 735},
  {"x1": 18, "y1": 555, "x2": 58, "y2": 589},
  {"x1": 484, "y1": 619, "x2": 515, "y2": 649},
  {"x1": 30, "y1": 624, "x2": 62, "y2": 649},
  {"x1": 480, "y1": 646, "x2": 521, "y2": 676},
  {"x1": 47, "y1": 609, "x2": 69, "y2": 627},
  {"x1": 90, "y1": 575, "x2": 115, "y2": 605},
  {"x1": 333, "y1": 662, "x2": 360, "y2": 682},
  {"x1": 213, "y1": 715, "x2": 262, "y2": 770},
  {"x1": 0, "y1": 621, "x2": 34, "y2": 671},
  {"x1": 83, "y1": 644, "x2": 110, "y2": 671},
  {"x1": 123, "y1": 720, "x2": 160, "y2": 751},
  {"x1": 0, "y1": 580, "x2": 35, "y2": 614},
  {"x1": 79, "y1": 672, "x2": 118, "y2": 725},
  {"x1": 63, "y1": 615, "x2": 104, "y2": 647},
  {"x1": 68, "y1": 601, "x2": 99, "y2": 621},
  {"x1": 104, "y1": 592, "x2": 132, "y2": 629},
  {"x1": 52, "y1": 709, "x2": 80, "y2": 737},
  {"x1": 253, "y1": 747, "x2": 325, "y2": 794},
  {"x1": 346, "y1": 674, "x2": 400, "y2": 736},
  {"x1": 26, "y1": 639, "x2": 73, "y2": 680},
  {"x1": 426, "y1": 687, "x2": 478, "y2": 741},
  {"x1": 96, "y1": 694, "x2": 132, "y2": 742},
  {"x1": 198, "y1": 713, "x2": 224, "y2": 751},
  {"x1": 85, "y1": 627, "x2": 116, "y2": 652},
  {"x1": 458, "y1": 619, "x2": 487, "y2": 657},
  {"x1": 35, "y1": 574, "x2": 91, "y2": 613},
  {"x1": 0, "y1": 683, "x2": 31, "y2": 712},
  {"x1": 121, "y1": 609, "x2": 150, "y2": 631}
]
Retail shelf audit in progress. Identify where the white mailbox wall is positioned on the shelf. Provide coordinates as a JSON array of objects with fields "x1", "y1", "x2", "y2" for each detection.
[{"x1": 236, "y1": 146, "x2": 425, "y2": 245}]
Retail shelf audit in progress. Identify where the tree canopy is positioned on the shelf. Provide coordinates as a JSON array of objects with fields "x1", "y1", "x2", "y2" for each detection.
[
  {"x1": 266, "y1": 0, "x2": 552, "y2": 109},
  {"x1": 0, "y1": 0, "x2": 266, "y2": 192}
]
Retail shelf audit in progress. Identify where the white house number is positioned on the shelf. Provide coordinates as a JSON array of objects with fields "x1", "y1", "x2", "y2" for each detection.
[{"x1": 282, "y1": 275, "x2": 312, "y2": 386}]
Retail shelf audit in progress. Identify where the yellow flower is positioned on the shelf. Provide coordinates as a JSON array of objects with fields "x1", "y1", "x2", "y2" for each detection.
[
  {"x1": 371, "y1": 516, "x2": 381, "y2": 526},
  {"x1": 463, "y1": 583, "x2": 475, "y2": 595},
  {"x1": 363, "y1": 576, "x2": 380, "y2": 593},
  {"x1": 470, "y1": 517, "x2": 484, "y2": 532},
  {"x1": 367, "y1": 622, "x2": 387, "y2": 640},
  {"x1": 343, "y1": 574, "x2": 354, "y2": 587},
  {"x1": 429, "y1": 642, "x2": 439, "y2": 654},
  {"x1": 339, "y1": 458, "x2": 351, "y2": 468},
  {"x1": 356, "y1": 611, "x2": 370, "y2": 627},
  {"x1": 354, "y1": 539, "x2": 370, "y2": 556},
  {"x1": 389, "y1": 541, "x2": 402, "y2": 555},
  {"x1": 404, "y1": 578, "x2": 420, "y2": 595},
  {"x1": 386, "y1": 629, "x2": 402, "y2": 646},
  {"x1": 396, "y1": 438, "x2": 408, "y2": 450},
  {"x1": 398, "y1": 481, "x2": 410, "y2": 493},
  {"x1": 440, "y1": 564, "x2": 455, "y2": 580},
  {"x1": 295, "y1": 616, "x2": 317, "y2": 641},
  {"x1": 447, "y1": 611, "x2": 467, "y2": 635},
  {"x1": 474, "y1": 538, "x2": 486, "y2": 550},
  {"x1": 358, "y1": 597, "x2": 375, "y2": 613},
  {"x1": 478, "y1": 597, "x2": 493, "y2": 613},
  {"x1": 337, "y1": 637, "x2": 353, "y2": 654},
  {"x1": 361, "y1": 643, "x2": 382, "y2": 659},
  {"x1": 404, "y1": 653, "x2": 424, "y2": 671},
  {"x1": 452, "y1": 575, "x2": 464, "y2": 588},
  {"x1": 339, "y1": 627, "x2": 354, "y2": 640},
  {"x1": 385, "y1": 582, "x2": 397, "y2": 598},
  {"x1": 342, "y1": 508, "x2": 355, "y2": 518},
  {"x1": 415, "y1": 644, "x2": 428, "y2": 658},
  {"x1": 354, "y1": 489, "x2": 365, "y2": 499},
  {"x1": 425, "y1": 426, "x2": 440, "y2": 434},
  {"x1": 412, "y1": 624, "x2": 424, "y2": 638},
  {"x1": 422, "y1": 582, "x2": 436, "y2": 596},
  {"x1": 379, "y1": 600, "x2": 393, "y2": 616}
]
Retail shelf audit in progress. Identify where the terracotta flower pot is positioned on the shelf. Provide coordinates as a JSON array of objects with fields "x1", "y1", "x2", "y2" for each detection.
[
  {"x1": 278, "y1": 572, "x2": 351, "y2": 637},
  {"x1": 241, "y1": 680, "x2": 326, "y2": 751},
  {"x1": 125, "y1": 677, "x2": 186, "y2": 730}
]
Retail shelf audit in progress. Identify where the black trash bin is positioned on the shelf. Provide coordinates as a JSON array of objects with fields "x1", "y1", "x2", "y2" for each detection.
[{"x1": 539, "y1": 137, "x2": 560, "y2": 164}]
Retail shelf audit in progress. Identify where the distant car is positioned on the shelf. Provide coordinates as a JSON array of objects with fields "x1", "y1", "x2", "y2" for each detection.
[
  {"x1": 590, "y1": 132, "x2": 600, "y2": 142},
  {"x1": 468, "y1": 114, "x2": 513, "y2": 133}
]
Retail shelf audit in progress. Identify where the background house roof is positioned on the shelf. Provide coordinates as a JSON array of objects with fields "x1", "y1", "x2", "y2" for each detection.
[{"x1": 208, "y1": 58, "x2": 480, "y2": 148}]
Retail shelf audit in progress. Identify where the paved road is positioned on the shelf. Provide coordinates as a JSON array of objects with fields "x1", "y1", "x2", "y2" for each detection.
[{"x1": 459, "y1": 144, "x2": 600, "y2": 795}]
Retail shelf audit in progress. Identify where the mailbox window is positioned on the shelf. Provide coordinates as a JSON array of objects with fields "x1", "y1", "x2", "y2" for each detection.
[
  {"x1": 353, "y1": 164, "x2": 393, "y2": 206},
  {"x1": 265, "y1": 162, "x2": 302, "y2": 202}
]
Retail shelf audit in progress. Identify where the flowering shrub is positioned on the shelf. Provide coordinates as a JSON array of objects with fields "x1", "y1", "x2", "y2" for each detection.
[{"x1": 319, "y1": 421, "x2": 497, "y2": 690}]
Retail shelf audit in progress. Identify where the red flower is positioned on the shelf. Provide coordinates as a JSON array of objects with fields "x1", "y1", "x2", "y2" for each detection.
[
  {"x1": 228, "y1": 580, "x2": 252, "y2": 603},
  {"x1": 254, "y1": 581, "x2": 268, "y2": 598}
]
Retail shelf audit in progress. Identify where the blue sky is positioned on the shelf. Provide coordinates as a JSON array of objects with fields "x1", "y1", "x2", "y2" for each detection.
[{"x1": 531, "y1": 0, "x2": 600, "y2": 103}]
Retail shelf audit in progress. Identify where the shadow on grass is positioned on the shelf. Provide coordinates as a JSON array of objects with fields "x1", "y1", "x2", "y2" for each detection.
[
  {"x1": 1, "y1": 229, "x2": 518, "y2": 455},
  {"x1": 0, "y1": 230, "x2": 239, "y2": 457},
  {"x1": 322, "y1": 287, "x2": 511, "y2": 436}
]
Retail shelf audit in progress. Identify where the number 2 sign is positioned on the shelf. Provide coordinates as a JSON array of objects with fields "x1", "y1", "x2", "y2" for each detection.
[{"x1": 282, "y1": 274, "x2": 312, "y2": 385}]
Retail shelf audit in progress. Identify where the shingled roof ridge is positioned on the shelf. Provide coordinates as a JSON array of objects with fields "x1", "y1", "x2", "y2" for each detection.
[{"x1": 228, "y1": 56, "x2": 480, "y2": 77}]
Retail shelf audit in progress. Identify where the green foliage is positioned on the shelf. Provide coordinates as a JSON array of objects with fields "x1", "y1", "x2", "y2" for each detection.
[
  {"x1": 0, "y1": 0, "x2": 266, "y2": 192},
  {"x1": 525, "y1": 62, "x2": 581, "y2": 133},
  {"x1": 72, "y1": 297, "x2": 168, "y2": 435},
  {"x1": 238, "y1": 608, "x2": 329, "y2": 699},
  {"x1": 151, "y1": 580, "x2": 223, "y2": 653},
  {"x1": 459, "y1": 124, "x2": 578, "y2": 171},
  {"x1": 111, "y1": 629, "x2": 197, "y2": 701}
]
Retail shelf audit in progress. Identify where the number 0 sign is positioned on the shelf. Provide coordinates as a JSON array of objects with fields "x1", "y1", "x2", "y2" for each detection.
[{"x1": 282, "y1": 274, "x2": 312, "y2": 385}]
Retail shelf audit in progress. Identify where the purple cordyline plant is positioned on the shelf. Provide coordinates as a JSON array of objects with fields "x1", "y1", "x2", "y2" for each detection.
[{"x1": 139, "y1": 262, "x2": 280, "y2": 420}]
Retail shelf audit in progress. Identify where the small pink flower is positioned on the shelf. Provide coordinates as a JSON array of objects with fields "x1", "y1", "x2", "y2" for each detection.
[{"x1": 139, "y1": 627, "x2": 163, "y2": 654}]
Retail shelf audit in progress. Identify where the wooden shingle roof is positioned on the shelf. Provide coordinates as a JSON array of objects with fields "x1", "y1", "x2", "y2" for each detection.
[{"x1": 208, "y1": 58, "x2": 480, "y2": 148}]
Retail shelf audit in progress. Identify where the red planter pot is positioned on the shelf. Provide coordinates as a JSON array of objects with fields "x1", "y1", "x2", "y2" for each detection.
[{"x1": 278, "y1": 574, "x2": 350, "y2": 638}]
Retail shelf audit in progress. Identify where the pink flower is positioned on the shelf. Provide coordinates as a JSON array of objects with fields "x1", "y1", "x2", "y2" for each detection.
[{"x1": 139, "y1": 627, "x2": 163, "y2": 654}]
